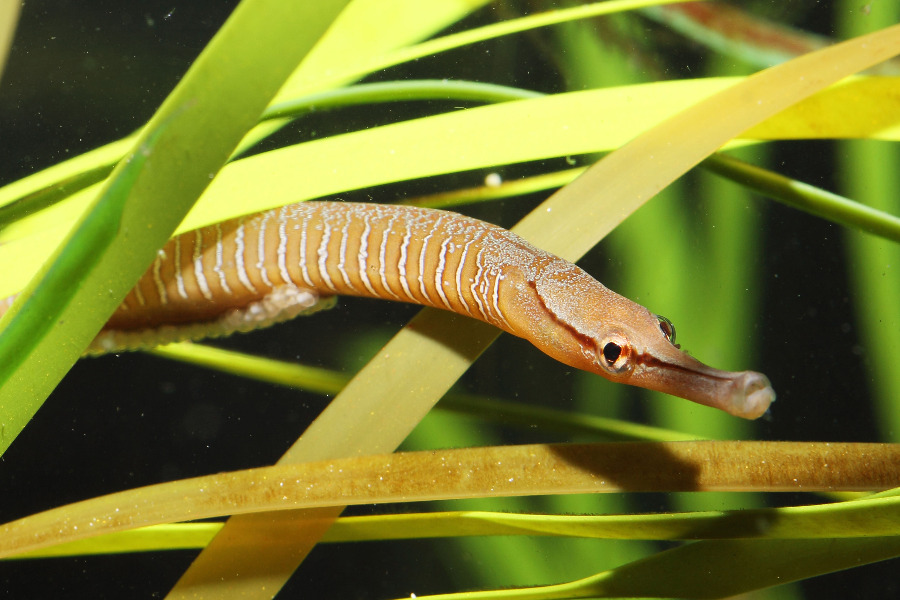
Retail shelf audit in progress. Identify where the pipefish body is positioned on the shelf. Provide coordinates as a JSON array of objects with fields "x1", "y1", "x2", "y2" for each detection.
[{"x1": 0, "y1": 201, "x2": 774, "y2": 419}]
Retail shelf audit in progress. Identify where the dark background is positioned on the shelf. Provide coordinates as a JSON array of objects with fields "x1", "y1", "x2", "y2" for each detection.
[{"x1": 0, "y1": 2, "x2": 895, "y2": 598}]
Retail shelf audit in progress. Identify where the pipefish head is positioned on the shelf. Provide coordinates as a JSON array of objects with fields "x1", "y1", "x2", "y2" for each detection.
[
  {"x1": 507, "y1": 261, "x2": 773, "y2": 419},
  {"x1": 586, "y1": 295, "x2": 774, "y2": 420}
]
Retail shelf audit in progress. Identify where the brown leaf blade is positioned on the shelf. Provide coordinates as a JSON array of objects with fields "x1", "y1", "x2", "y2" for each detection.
[{"x1": 0, "y1": 441, "x2": 897, "y2": 560}]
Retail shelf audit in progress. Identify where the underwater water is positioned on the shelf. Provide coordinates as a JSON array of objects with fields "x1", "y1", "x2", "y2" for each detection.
[{"x1": 0, "y1": 1, "x2": 897, "y2": 598}]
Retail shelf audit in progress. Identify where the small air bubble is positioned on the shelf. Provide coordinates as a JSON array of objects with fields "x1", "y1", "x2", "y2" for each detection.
[{"x1": 484, "y1": 172, "x2": 502, "y2": 187}]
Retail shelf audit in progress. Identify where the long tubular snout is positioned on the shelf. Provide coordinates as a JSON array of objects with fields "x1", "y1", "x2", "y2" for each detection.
[{"x1": 631, "y1": 345, "x2": 775, "y2": 419}]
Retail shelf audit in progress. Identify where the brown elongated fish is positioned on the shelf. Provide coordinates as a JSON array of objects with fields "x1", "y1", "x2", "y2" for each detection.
[{"x1": 0, "y1": 202, "x2": 774, "y2": 418}]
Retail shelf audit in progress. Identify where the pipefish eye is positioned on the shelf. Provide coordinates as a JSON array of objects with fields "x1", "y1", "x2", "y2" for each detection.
[
  {"x1": 600, "y1": 335, "x2": 632, "y2": 373},
  {"x1": 603, "y1": 341, "x2": 622, "y2": 364},
  {"x1": 656, "y1": 315, "x2": 676, "y2": 345}
]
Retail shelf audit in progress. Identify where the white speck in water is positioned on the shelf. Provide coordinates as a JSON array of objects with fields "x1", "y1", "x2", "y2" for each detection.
[{"x1": 484, "y1": 172, "x2": 502, "y2": 187}]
